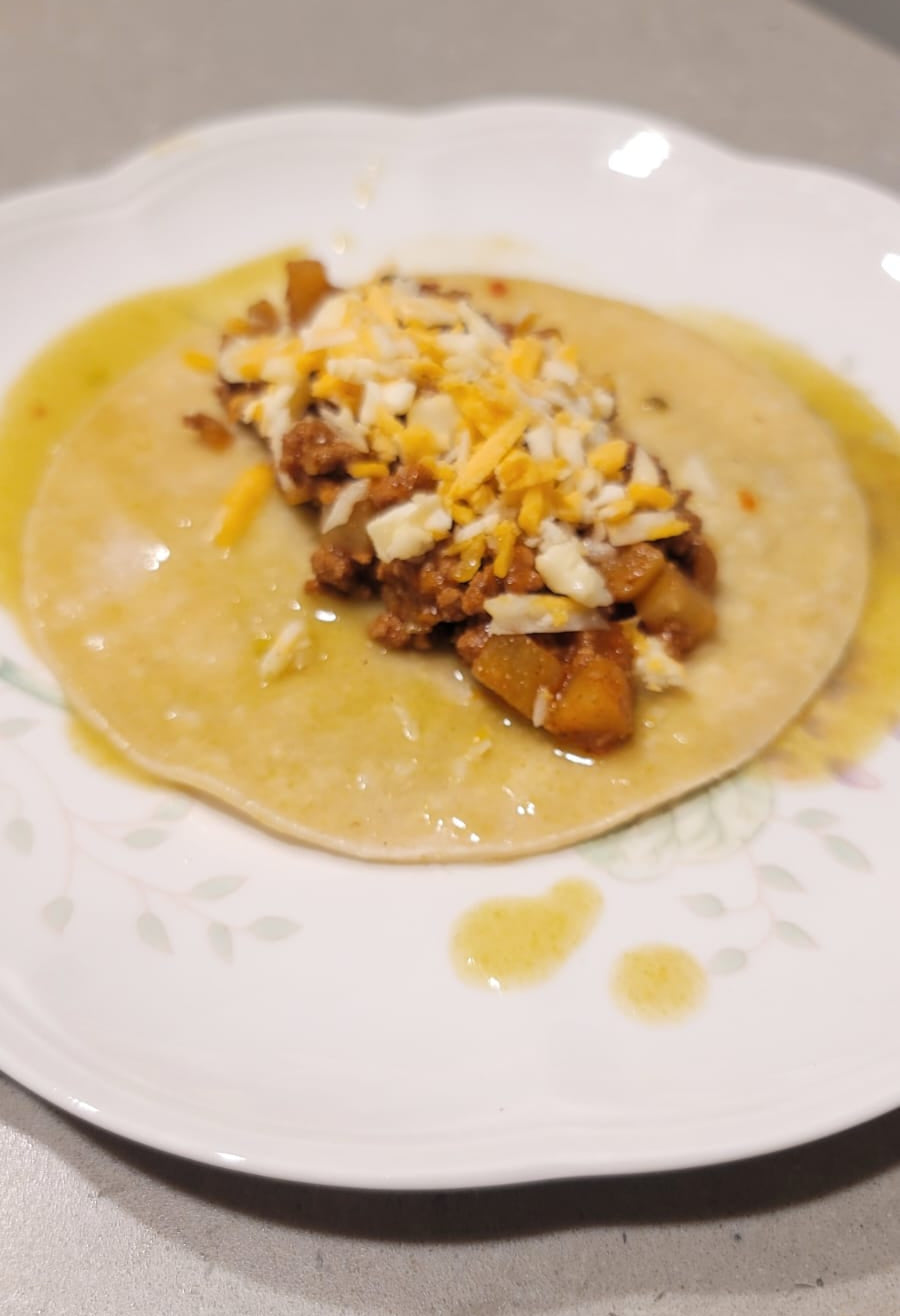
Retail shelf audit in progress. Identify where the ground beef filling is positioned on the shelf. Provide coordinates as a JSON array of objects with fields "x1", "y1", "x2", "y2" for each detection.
[
  {"x1": 221, "y1": 401, "x2": 718, "y2": 753},
  {"x1": 208, "y1": 270, "x2": 718, "y2": 754}
]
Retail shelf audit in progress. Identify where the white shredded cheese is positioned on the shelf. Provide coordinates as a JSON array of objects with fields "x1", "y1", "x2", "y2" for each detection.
[
  {"x1": 393, "y1": 295, "x2": 460, "y2": 326},
  {"x1": 359, "y1": 381, "x2": 384, "y2": 427},
  {"x1": 324, "y1": 355, "x2": 379, "y2": 383},
  {"x1": 325, "y1": 405, "x2": 369, "y2": 452},
  {"x1": 436, "y1": 331, "x2": 479, "y2": 355},
  {"x1": 454, "y1": 510, "x2": 500, "y2": 544},
  {"x1": 597, "y1": 481, "x2": 627, "y2": 506},
  {"x1": 593, "y1": 386, "x2": 615, "y2": 418},
  {"x1": 218, "y1": 272, "x2": 710, "y2": 673},
  {"x1": 258, "y1": 617, "x2": 311, "y2": 682},
  {"x1": 521, "y1": 422, "x2": 553, "y2": 461},
  {"x1": 485, "y1": 593, "x2": 608, "y2": 635},
  {"x1": 390, "y1": 696, "x2": 420, "y2": 742},
  {"x1": 634, "y1": 633, "x2": 686, "y2": 692},
  {"x1": 305, "y1": 292, "x2": 350, "y2": 333},
  {"x1": 239, "y1": 384, "x2": 295, "y2": 474},
  {"x1": 407, "y1": 393, "x2": 459, "y2": 445},
  {"x1": 532, "y1": 686, "x2": 552, "y2": 728},
  {"x1": 535, "y1": 540, "x2": 613, "y2": 607},
  {"x1": 380, "y1": 378, "x2": 416, "y2": 415},
  {"x1": 367, "y1": 492, "x2": 451, "y2": 563},
  {"x1": 301, "y1": 326, "x2": 356, "y2": 352},
  {"x1": 607, "y1": 510, "x2": 683, "y2": 547},
  {"x1": 450, "y1": 734, "x2": 493, "y2": 783},
  {"x1": 554, "y1": 425, "x2": 584, "y2": 468},
  {"x1": 630, "y1": 447, "x2": 660, "y2": 485},
  {"x1": 459, "y1": 302, "x2": 506, "y2": 346},
  {"x1": 321, "y1": 479, "x2": 370, "y2": 533},
  {"x1": 541, "y1": 359, "x2": 578, "y2": 386},
  {"x1": 581, "y1": 532, "x2": 614, "y2": 562}
]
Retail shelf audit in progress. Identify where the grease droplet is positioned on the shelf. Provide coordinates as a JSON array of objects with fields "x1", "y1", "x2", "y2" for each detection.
[
  {"x1": 612, "y1": 944, "x2": 707, "y2": 1022},
  {"x1": 452, "y1": 878, "x2": 602, "y2": 990}
]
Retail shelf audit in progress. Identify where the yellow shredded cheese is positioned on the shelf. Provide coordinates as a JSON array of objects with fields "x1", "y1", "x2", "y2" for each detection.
[
  {"x1": 642, "y1": 517, "x2": 690, "y2": 541},
  {"x1": 400, "y1": 425, "x2": 439, "y2": 463},
  {"x1": 555, "y1": 490, "x2": 584, "y2": 523},
  {"x1": 182, "y1": 349, "x2": 215, "y2": 374},
  {"x1": 599, "y1": 497, "x2": 635, "y2": 523},
  {"x1": 453, "y1": 535, "x2": 486, "y2": 581},
  {"x1": 589, "y1": 438, "x2": 629, "y2": 476},
  {"x1": 216, "y1": 273, "x2": 708, "y2": 635},
  {"x1": 212, "y1": 464, "x2": 274, "y2": 548},
  {"x1": 450, "y1": 501, "x2": 476, "y2": 525},
  {"x1": 517, "y1": 486, "x2": 547, "y2": 536},
  {"x1": 347, "y1": 460, "x2": 390, "y2": 479},
  {"x1": 470, "y1": 486, "x2": 495, "y2": 514},
  {"x1": 627, "y1": 482, "x2": 676, "y2": 510},
  {"x1": 491, "y1": 520, "x2": 519, "y2": 578},
  {"x1": 453, "y1": 412, "x2": 529, "y2": 499},
  {"x1": 508, "y1": 337, "x2": 543, "y2": 380}
]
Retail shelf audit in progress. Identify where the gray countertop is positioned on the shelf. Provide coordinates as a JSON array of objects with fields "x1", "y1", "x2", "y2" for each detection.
[{"x1": 2, "y1": 2, "x2": 900, "y2": 1313}]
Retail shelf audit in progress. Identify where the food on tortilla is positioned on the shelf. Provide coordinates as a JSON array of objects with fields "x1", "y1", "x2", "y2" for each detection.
[
  {"x1": 198, "y1": 262, "x2": 718, "y2": 755},
  {"x1": 21, "y1": 266, "x2": 867, "y2": 861}
]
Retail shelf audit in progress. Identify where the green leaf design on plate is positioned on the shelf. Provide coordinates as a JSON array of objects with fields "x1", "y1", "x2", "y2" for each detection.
[
  {"x1": 823, "y1": 834, "x2": 871, "y2": 873},
  {"x1": 774, "y1": 920, "x2": 817, "y2": 949},
  {"x1": 579, "y1": 810, "x2": 675, "y2": 881},
  {"x1": 0, "y1": 716, "x2": 36, "y2": 738},
  {"x1": 672, "y1": 770, "x2": 774, "y2": 862},
  {"x1": 207, "y1": 920, "x2": 233, "y2": 963},
  {"x1": 136, "y1": 911, "x2": 171, "y2": 953},
  {"x1": 4, "y1": 817, "x2": 34, "y2": 854},
  {"x1": 41, "y1": 896, "x2": 73, "y2": 932},
  {"x1": 0, "y1": 656, "x2": 65, "y2": 708},
  {"x1": 247, "y1": 916, "x2": 300, "y2": 942},
  {"x1": 758, "y1": 863, "x2": 804, "y2": 892},
  {"x1": 793, "y1": 808, "x2": 838, "y2": 831},
  {"x1": 580, "y1": 767, "x2": 773, "y2": 881},
  {"x1": 191, "y1": 874, "x2": 246, "y2": 901},
  {"x1": 708, "y1": 947, "x2": 747, "y2": 975},
  {"x1": 123, "y1": 827, "x2": 168, "y2": 850},
  {"x1": 683, "y1": 893, "x2": 725, "y2": 917},
  {"x1": 152, "y1": 795, "x2": 193, "y2": 822}
]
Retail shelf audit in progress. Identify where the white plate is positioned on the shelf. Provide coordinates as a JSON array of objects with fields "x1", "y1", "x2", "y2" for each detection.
[{"x1": 1, "y1": 101, "x2": 900, "y2": 1188}]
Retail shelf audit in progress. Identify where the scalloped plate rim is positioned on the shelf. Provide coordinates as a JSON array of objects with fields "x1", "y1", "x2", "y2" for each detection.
[{"x1": 0, "y1": 98, "x2": 899, "y2": 1187}]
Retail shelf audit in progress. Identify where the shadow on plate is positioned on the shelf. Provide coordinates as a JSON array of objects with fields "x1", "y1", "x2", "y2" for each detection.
[{"x1": 3, "y1": 1074, "x2": 899, "y2": 1245}]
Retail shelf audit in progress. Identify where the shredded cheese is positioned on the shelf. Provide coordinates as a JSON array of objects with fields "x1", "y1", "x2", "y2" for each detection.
[
  {"x1": 215, "y1": 272, "x2": 711, "y2": 666},
  {"x1": 258, "y1": 616, "x2": 311, "y2": 682},
  {"x1": 212, "y1": 464, "x2": 274, "y2": 548}
]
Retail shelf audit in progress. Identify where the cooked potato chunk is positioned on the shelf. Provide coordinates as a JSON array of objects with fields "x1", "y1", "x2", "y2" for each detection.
[
  {"x1": 473, "y1": 635, "x2": 565, "y2": 721},
  {"x1": 544, "y1": 657, "x2": 633, "y2": 749},
  {"x1": 602, "y1": 543, "x2": 666, "y2": 602},
  {"x1": 635, "y1": 562, "x2": 716, "y2": 654}
]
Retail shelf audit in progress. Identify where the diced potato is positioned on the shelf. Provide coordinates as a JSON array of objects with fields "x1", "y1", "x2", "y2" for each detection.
[
  {"x1": 472, "y1": 635, "x2": 565, "y2": 721},
  {"x1": 602, "y1": 543, "x2": 665, "y2": 602},
  {"x1": 544, "y1": 657, "x2": 633, "y2": 748},
  {"x1": 570, "y1": 624, "x2": 634, "y2": 673},
  {"x1": 286, "y1": 260, "x2": 330, "y2": 325},
  {"x1": 635, "y1": 562, "x2": 716, "y2": 653}
]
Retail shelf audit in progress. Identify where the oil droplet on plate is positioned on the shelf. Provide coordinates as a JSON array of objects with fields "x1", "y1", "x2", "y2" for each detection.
[
  {"x1": 612, "y1": 944, "x2": 707, "y2": 1022},
  {"x1": 451, "y1": 878, "x2": 602, "y2": 990}
]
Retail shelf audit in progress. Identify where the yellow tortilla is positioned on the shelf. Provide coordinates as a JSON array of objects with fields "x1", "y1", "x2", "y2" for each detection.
[{"x1": 21, "y1": 278, "x2": 867, "y2": 861}]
